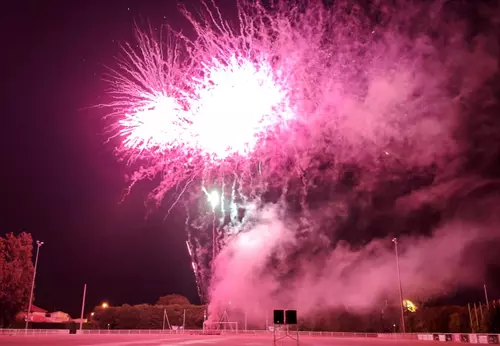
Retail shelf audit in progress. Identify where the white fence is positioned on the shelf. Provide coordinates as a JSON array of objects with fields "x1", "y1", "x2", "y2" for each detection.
[
  {"x1": 0, "y1": 329, "x2": 69, "y2": 335},
  {"x1": 79, "y1": 329, "x2": 195, "y2": 335}
]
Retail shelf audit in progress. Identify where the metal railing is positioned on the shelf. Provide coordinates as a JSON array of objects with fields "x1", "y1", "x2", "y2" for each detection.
[
  {"x1": 0, "y1": 329, "x2": 69, "y2": 335},
  {"x1": 79, "y1": 329, "x2": 194, "y2": 335}
]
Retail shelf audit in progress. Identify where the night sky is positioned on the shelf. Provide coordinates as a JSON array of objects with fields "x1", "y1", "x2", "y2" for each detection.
[{"x1": 2, "y1": 1, "x2": 210, "y2": 317}]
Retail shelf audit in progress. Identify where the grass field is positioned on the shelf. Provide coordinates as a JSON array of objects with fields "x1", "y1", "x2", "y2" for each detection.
[{"x1": 0, "y1": 333, "x2": 438, "y2": 346}]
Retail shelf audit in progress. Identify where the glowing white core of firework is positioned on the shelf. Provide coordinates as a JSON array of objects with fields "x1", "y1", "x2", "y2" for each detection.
[
  {"x1": 191, "y1": 55, "x2": 293, "y2": 158},
  {"x1": 208, "y1": 190, "x2": 220, "y2": 209}
]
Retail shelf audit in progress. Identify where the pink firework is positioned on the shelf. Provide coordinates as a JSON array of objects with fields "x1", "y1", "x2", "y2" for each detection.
[
  {"x1": 110, "y1": 29, "x2": 293, "y2": 163},
  {"x1": 116, "y1": 54, "x2": 292, "y2": 161},
  {"x1": 105, "y1": 29, "x2": 194, "y2": 161},
  {"x1": 106, "y1": 0, "x2": 464, "y2": 204},
  {"x1": 104, "y1": 6, "x2": 301, "y2": 204}
]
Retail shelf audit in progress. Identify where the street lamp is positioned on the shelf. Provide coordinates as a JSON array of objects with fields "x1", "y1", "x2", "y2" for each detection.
[
  {"x1": 392, "y1": 238, "x2": 406, "y2": 333},
  {"x1": 403, "y1": 299, "x2": 417, "y2": 313},
  {"x1": 101, "y1": 302, "x2": 109, "y2": 309},
  {"x1": 26, "y1": 240, "x2": 44, "y2": 330}
]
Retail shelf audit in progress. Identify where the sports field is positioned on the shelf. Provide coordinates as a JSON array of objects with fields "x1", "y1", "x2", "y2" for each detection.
[{"x1": 0, "y1": 333, "x2": 437, "y2": 346}]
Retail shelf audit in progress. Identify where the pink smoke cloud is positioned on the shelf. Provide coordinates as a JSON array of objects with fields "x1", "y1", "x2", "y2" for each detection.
[{"x1": 208, "y1": 203, "x2": 499, "y2": 324}]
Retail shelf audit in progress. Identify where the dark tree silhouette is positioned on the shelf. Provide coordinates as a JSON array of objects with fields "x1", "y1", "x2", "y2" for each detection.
[{"x1": 0, "y1": 232, "x2": 34, "y2": 327}]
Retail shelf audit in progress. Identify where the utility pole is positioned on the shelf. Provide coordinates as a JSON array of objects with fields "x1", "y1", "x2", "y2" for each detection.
[
  {"x1": 474, "y1": 303, "x2": 479, "y2": 330},
  {"x1": 479, "y1": 302, "x2": 484, "y2": 322},
  {"x1": 26, "y1": 240, "x2": 44, "y2": 330},
  {"x1": 162, "y1": 308, "x2": 166, "y2": 331},
  {"x1": 183, "y1": 309, "x2": 186, "y2": 333},
  {"x1": 79, "y1": 284, "x2": 87, "y2": 330},
  {"x1": 468, "y1": 303, "x2": 474, "y2": 332},
  {"x1": 484, "y1": 284, "x2": 490, "y2": 310},
  {"x1": 392, "y1": 238, "x2": 406, "y2": 333},
  {"x1": 162, "y1": 308, "x2": 171, "y2": 331}
]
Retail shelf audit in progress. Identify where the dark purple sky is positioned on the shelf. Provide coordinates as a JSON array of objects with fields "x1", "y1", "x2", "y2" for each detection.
[{"x1": 2, "y1": 0, "x2": 208, "y2": 317}]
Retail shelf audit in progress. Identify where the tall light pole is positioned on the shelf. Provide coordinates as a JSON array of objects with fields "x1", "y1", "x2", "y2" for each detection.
[
  {"x1": 484, "y1": 284, "x2": 490, "y2": 310},
  {"x1": 392, "y1": 238, "x2": 405, "y2": 334},
  {"x1": 79, "y1": 284, "x2": 87, "y2": 330},
  {"x1": 162, "y1": 308, "x2": 171, "y2": 331},
  {"x1": 26, "y1": 240, "x2": 44, "y2": 330},
  {"x1": 183, "y1": 309, "x2": 187, "y2": 333}
]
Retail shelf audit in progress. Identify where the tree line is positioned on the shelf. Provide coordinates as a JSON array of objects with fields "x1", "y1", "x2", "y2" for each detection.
[
  {"x1": 1, "y1": 232, "x2": 499, "y2": 333},
  {"x1": 90, "y1": 295, "x2": 206, "y2": 330},
  {"x1": 89, "y1": 295, "x2": 500, "y2": 333}
]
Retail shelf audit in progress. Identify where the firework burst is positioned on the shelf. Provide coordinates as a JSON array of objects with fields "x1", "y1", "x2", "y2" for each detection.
[{"x1": 102, "y1": 0, "x2": 489, "y2": 320}]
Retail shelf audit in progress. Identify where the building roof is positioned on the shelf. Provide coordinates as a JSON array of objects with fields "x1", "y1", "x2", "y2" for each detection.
[
  {"x1": 51, "y1": 311, "x2": 70, "y2": 316},
  {"x1": 30, "y1": 305, "x2": 47, "y2": 313}
]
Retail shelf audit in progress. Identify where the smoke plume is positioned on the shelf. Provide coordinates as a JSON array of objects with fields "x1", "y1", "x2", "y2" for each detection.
[{"x1": 205, "y1": 0, "x2": 500, "y2": 323}]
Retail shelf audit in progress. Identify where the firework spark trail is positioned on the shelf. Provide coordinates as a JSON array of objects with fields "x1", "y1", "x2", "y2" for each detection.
[
  {"x1": 185, "y1": 240, "x2": 203, "y2": 300},
  {"x1": 185, "y1": 203, "x2": 209, "y2": 302}
]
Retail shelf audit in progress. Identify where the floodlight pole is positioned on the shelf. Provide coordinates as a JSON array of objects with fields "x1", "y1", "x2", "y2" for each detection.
[
  {"x1": 79, "y1": 284, "x2": 87, "y2": 330},
  {"x1": 392, "y1": 238, "x2": 406, "y2": 334},
  {"x1": 183, "y1": 309, "x2": 186, "y2": 333},
  {"x1": 162, "y1": 308, "x2": 171, "y2": 331},
  {"x1": 484, "y1": 284, "x2": 490, "y2": 310},
  {"x1": 26, "y1": 240, "x2": 44, "y2": 330},
  {"x1": 244, "y1": 311, "x2": 247, "y2": 332},
  {"x1": 162, "y1": 308, "x2": 166, "y2": 331},
  {"x1": 468, "y1": 303, "x2": 474, "y2": 332}
]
